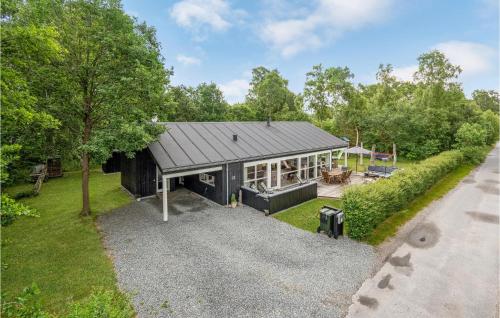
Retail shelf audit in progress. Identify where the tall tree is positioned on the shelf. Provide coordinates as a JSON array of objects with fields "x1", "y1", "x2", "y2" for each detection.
[
  {"x1": 15, "y1": 0, "x2": 171, "y2": 215},
  {"x1": 246, "y1": 67, "x2": 297, "y2": 120},
  {"x1": 304, "y1": 64, "x2": 329, "y2": 123},
  {"x1": 193, "y1": 83, "x2": 228, "y2": 121},
  {"x1": 1, "y1": 1, "x2": 62, "y2": 182},
  {"x1": 164, "y1": 85, "x2": 198, "y2": 121},
  {"x1": 472, "y1": 90, "x2": 499, "y2": 114},
  {"x1": 304, "y1": 65, "x2": 354, "y2": 124}
]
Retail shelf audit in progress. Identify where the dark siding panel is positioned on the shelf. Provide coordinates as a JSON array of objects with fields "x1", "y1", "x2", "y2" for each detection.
[
  {"x1": 136, "y1": 149, "x2": 156, "y2": 197},
  {"x1": 227, "y1": 162, "x2": 243, "y2": 204},
  {"x1": 120, "y1": 149, "x2": 156, "y2": 197},
  {"x1": 242, "y1": 182, "x2": 317, "y2": 214},
  {"x1": 102, "y1": 152, "x2": 121, "y2": 173},
  {"x1": 183, "y1": 170, "x2": 224, "y2": 205},
  {"x1": 120, "y1": 154, "x2": 137, "y2": 196}
]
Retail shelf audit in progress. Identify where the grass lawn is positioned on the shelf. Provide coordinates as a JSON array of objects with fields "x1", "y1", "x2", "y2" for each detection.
[
  {"x1": 1, "y1": 170, "x2": 131, "y2": 314},
  {"x1": 364, "y1": 164, "x2": 476, "y2": 245},
  {"x1": 273, "y1": 198, "x2": 343, "y2": 233}
]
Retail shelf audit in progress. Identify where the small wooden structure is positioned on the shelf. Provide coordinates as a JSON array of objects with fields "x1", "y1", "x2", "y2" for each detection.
[
  {"x1": 30, "y1": 157, "x2": 63, "y2": 194},
  {"x1": 46, "y1": 157, "x2": 63, "y2": 178}
]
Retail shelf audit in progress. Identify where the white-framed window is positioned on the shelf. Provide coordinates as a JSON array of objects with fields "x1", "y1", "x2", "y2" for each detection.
[
  {"x1": 244, "y1": 163, "x2": 268, "y2": 191},
  {"x1": 280, "y1": 158, "x2": 299, "y2": 187},
  {"x1": 199, "y1": 173, "x2": 215, "y2": 186},
  {"x1": 317, "y1": 152, "x2": 330, "y2": 171},
  {"x1": 243, "y1": 148, "x2": 345, "y2": 190}
]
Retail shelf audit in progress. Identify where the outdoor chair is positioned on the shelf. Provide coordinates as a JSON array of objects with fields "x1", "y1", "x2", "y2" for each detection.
[
  {"x1": 365, "y1": 165, "x2": 398, "y2": 178},
  {"x1": 258, "y1": 181, "x2": 269, "y2": 193},
  {"x1": 342, "y1": 170, "x2": 352, "y2": 184},
  {"x1": 338, "y1": 170, "x2": 350, "y2": 184},
  {"x1": 322, "y1": 170, "x2": 333, "y2": 184}
]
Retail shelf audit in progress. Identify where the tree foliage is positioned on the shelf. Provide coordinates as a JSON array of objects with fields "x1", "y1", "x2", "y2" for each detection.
[
  {"x1": 1, "y1": 194, "x2": 39, "y2": 226},
  {"x1": 454, "y1": 123, "x2": 487, "y2": 148},
  {"x1": 246, "y1": 67, "x2": 306, "y2": 120},
  {"x1": 2, "y1": 0, "x2": 171, "y2": 215},
  {"x1": 309, "y1": 51, "x2": 496, "y2": 160},
  {"x1": 473, "y1": 90, "x2": 499, "y2": 114}
]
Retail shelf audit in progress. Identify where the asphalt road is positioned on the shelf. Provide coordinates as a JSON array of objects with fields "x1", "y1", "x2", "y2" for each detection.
[{"x1": 347, "y1": 144, "x2": 500, "y2": 318}]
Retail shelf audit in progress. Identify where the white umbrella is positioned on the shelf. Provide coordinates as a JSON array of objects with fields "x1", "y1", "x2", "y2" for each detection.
[{"x1": 346, "y1": 146, "x2": 371, "y2": 156}]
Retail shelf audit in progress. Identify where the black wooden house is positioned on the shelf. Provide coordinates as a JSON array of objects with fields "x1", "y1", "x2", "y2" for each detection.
[{"x1": 116, "y1": 121, "x2": 348, "y2": 221}]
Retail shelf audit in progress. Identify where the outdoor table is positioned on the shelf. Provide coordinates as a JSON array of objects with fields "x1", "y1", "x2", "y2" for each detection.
[{"x1": 328, "y1": 169, "x2": 343, "y2": 183}]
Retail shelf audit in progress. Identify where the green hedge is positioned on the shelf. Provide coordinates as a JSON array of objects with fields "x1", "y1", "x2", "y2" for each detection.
[{"x1": 342, "y1": 150, "x2": 464, "y2": 240}]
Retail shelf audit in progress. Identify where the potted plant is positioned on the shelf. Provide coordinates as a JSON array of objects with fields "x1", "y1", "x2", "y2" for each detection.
[{"x1": 230, "y1": 193, "x2": 237, "y2": 208}]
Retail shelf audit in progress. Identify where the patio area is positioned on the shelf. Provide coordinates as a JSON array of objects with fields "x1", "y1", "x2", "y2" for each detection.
[{"x1": 317, "y1": 173, "x2": 371, "y2": 198}]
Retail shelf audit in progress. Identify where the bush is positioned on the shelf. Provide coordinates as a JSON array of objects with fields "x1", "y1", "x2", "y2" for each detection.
[
  {"x1": 1, "y1": 194, "x2": 39, "y2": 226},
  {"x1": 455, "y1": 123, "x2": 486, "y2": 148},
  {"x1": 343, "y1": 150, "x2": 464, "y2": 240},
  {"x1": 1, "y1": 286, "x2": 133, "y2": 318},
  {"x1": 460, "y1": 146, "x2": 491, "y2": 165},
  {"x1": 14, "y1": 190, "x2": 38, "y2": 200},
  {"x1": 480, "y1": 110, "x2": 500, "y2": 145},
  {"x1": 1, "y1": 283, "x2": 50, "y2": 318},
  {"x1": 65, "y1": 289, "x2": 134, "y2": 318}
]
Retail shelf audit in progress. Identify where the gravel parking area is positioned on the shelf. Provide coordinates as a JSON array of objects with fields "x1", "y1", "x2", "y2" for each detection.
[{"x1": 99, "y1": 189, "x2": 376, "y2": 318}]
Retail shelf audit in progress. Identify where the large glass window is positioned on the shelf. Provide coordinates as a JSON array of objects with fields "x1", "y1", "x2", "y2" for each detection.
[
  {"x1": 270, "y1": 163, "x2": 278, "y2": 188},
  {"x1": 245, "y1": 163, "x2": 268, "y2": 191},
  {"x1": 317, "y1": 152, "x2": 330, "y2": 171},
  {"x1": 281, "y1": 158, "x2": 299, "y2": 187},
  {"x1": 308, "y1": 155, "x2": 316, "y2": 178}
]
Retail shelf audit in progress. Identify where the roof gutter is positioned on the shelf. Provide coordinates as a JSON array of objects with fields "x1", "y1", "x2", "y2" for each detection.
[{"x1": 159, "y1": 144, "x2": 348, "y2": 174}]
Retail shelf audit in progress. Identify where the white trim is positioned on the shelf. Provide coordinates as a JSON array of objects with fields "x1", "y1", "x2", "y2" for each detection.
[
  {"x1": 165, "y1": 166, "x2": 222, "y2": 179},
  {"x1": 243, "y1": 149, "x2": 340, "y2": 168},
  {"x1": 226, "y1": 163, "x2": 229, "y2": 205},
  {"x1": 156, "y1": 166, "x2": 163, "y2": 193},
  {"x1": 199, "y1": 173, "x2": 215, "y2": 186},
  {"x1": 162, "y1": 175, "x2": 168, "y2": 222},
  {"x1": 242, "y1": 149, "x2": 343, "y2": 189}
]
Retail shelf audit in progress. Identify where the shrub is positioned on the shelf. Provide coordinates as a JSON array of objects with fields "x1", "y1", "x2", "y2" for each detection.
[
  {"x1": 343, "y1": 150, "x2": 464, "y2": 240},
  {"x1": 455, "y1": 122, "x2": 486, "y2": 148},
  {"x1": 1, "y1": 283, "x2": 50, "y2": 318},
  {"x1": 1, "y1": 194, "x2": 39, "y2": 226},
  {"x1": 460, "y1": 146, "x2": 491, "y2": 165},
  {"x1": 65, "y1": 289, "x2": 134, "y2": 318},
  {"x1": 480, "y1": 110, "x2": 500, "y2": 145},
  {"x1": 14, "y1": 190, "x2": 38, "y2": 200}
]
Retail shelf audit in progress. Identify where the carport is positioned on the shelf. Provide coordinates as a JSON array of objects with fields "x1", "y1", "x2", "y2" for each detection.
[{"x1": 160, "y1": 166, "x2": 222, "y2": 221}]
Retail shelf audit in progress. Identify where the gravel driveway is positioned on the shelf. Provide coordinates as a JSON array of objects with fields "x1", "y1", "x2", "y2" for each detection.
[{"x1": 100, "y1": 190, "x2": 375, "y2": 318}]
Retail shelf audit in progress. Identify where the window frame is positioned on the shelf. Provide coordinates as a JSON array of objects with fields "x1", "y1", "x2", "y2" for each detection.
[
  {"x1": 199, "y1": 173, "x2": 215, "y2": 186},
  {"x1": 243, "y1": 148, "x2": 344, "y2": 190}
]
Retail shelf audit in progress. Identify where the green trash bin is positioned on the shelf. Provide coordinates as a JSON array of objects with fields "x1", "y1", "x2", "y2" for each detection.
[{"x1": 317, "y1": 205, "x2": 344, "y2": 239}]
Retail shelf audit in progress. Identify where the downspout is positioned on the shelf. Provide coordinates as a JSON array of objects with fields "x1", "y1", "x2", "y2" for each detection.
[{"x1": 226, "y1": 163, "x2": 229, "y2": 206}]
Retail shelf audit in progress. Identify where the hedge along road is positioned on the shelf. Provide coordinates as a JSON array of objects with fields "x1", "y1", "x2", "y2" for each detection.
[{"x1": 347, "y1": 144, "x2": 499, "y2": 318}]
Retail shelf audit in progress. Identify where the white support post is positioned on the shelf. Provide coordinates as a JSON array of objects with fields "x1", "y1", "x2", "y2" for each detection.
[
  {"x1": 162, "y1": 175, "x2": 168, "y2": 222},
  {"x1": 344, "y1": 148, "x2": 348, "y2": 168},
  {"x1": 277, "y1": 160, "x2": 281, "y2": 188},
  {"x1": 328, "y1": 150, "x2": 333, "y2": 171},
  {"x1": 314, "y1": 154, "x2": 317, "y2": 178},
  {"x1": 393, "y1": 143, "x2": 397, "y2": 167},
  {"x1": 360, "y1": 142, "x2": 364, "y2": 165}
]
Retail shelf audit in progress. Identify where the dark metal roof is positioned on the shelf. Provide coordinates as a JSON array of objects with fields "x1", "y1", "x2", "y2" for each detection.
[{"x1": 149, "y1": 121, "x2": 348, "y2": 173}]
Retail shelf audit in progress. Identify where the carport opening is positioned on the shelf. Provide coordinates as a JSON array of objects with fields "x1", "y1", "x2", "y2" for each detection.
[{"x1": 158, "y1": 166, "x2": 223, "y2": 222}]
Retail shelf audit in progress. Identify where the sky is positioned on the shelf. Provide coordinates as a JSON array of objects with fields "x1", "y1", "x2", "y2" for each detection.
[{"x1": 122, "y1": 0, "x2": 499, "y2": 104}]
